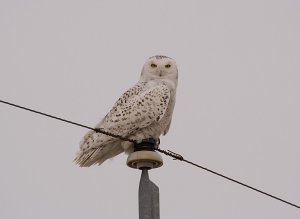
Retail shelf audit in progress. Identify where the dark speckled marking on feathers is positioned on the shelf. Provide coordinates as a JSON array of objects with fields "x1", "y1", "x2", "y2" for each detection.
[{"x1": 150, "y1": 55, "x2": 172, "y2": 60}]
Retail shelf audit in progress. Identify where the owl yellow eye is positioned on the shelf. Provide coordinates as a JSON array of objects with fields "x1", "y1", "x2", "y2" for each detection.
[
  {"x1": 151, "y1": 63, "x2": 157, "y2": 68},
  {"x1": 165, "y1": 64, "x2": 171, "y2": 68}
]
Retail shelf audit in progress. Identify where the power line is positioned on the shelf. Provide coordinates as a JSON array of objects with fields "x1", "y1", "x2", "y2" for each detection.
[
  {"x1": 0, "y1": 100, "x2": 136, "y2": 143},
  {"x1": 0, "y1": 99, "x2": 299, "y2": 210},
  {"x1": 156, "y1": 148, "x2": 300, "y2": 209}
]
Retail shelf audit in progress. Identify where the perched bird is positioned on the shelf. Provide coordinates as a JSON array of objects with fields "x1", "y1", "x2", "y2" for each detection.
[{"x1": 75, "y1": 55, "x2": 178, "y2": 167}]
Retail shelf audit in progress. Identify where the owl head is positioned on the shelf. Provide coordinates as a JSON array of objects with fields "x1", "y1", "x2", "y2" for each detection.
[{"x1": 140, "y1": 55, "x2": 178, "y2": 86}]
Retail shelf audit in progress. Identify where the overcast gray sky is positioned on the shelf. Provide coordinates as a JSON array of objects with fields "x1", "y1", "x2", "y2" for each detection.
[{"x1": 1, "y1": 0, "x2": 300, "y2": 218}]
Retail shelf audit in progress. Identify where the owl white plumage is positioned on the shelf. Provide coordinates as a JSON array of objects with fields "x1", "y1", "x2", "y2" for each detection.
[{"x1": 75, "y1": 55, "x2": 178, "y2": 167}]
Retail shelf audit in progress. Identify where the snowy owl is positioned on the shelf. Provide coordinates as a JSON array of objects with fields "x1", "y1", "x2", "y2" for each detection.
[{"x1": 75, "y1": 55, "x2": 178, "y2": 167}]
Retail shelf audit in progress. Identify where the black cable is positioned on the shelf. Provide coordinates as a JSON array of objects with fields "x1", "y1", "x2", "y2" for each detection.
[
  {"x1": 0, "y1": 99, "x2": 299, "y2": 210},
  {"x1": 0, "y1": 99, "x2": 136, "y2": 143},
  {"x1": 155, "y1": 148, "x2": 300, "y2": 209},
  {"x1": 182, "y1": 159, "x2": 300, "y2": 209}
]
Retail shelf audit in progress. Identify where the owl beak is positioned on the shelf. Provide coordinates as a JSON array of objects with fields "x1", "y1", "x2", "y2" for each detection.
[{"x1": 159, "y1": 69, "x2": 163, "y2": 77}]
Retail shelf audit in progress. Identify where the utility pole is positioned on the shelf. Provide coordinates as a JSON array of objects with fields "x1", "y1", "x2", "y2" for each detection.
[{"x1": 127, "y1": 139, "x2": 163, "y2": 219}]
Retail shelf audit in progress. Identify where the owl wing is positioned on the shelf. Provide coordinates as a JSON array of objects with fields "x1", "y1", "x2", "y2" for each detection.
[
  {"x1": 100, "y1": 82, "x2": 171, "y2": 135},
  {"x1": 75, "y1": 82, "x2": 171, "y2": 166}
]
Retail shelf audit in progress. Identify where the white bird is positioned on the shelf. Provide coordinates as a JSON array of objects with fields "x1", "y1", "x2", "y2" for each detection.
[{"x1": 75, "y1": 55, "x2": 178, "y2": 167}]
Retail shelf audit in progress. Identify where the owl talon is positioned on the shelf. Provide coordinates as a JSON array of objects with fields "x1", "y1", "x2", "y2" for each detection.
[{"x1": 156, "y1": 138, "x2": 160, "y2": 147}]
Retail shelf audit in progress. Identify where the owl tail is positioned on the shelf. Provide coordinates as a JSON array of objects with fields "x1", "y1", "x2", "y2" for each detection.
[{"x1": 74, "y1": 140, "x2": 124, "y2": 167}]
